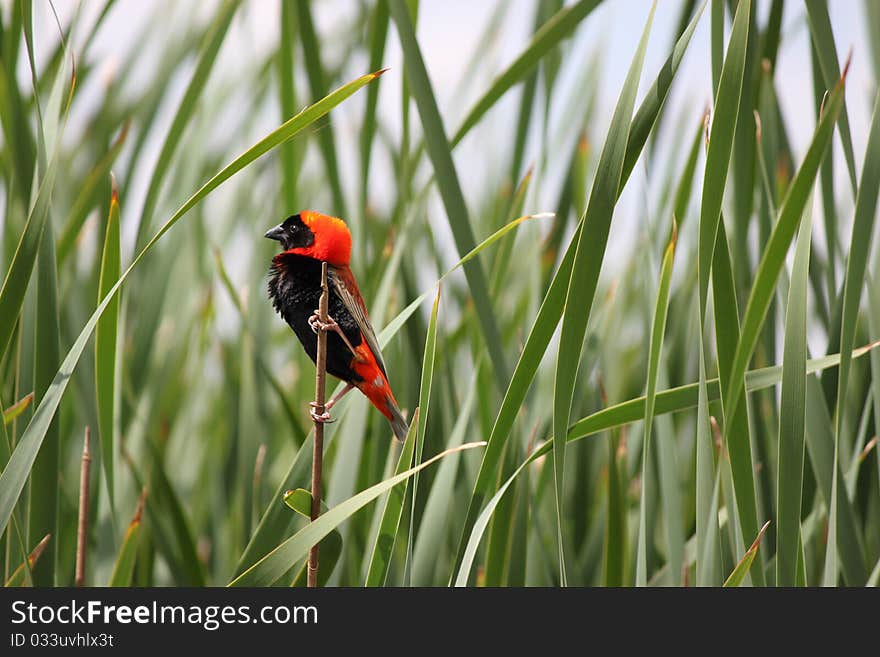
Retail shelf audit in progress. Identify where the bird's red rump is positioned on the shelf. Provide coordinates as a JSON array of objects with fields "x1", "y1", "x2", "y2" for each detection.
[{"x1": 351, "y1": 340, "x2": 397, "y2": 421}]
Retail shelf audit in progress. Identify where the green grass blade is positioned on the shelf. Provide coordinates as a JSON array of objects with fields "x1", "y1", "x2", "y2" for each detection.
[
  {"x1": 698, "y1": 467, "x2": 724, "y2": 587},
  {"x1": 229, "y1": 441, "x2": 485, "y2": 587},
  {"x1": 622, "y1": 0, "x2": 706, "y2": 184},
  {"x1": 483, "y1": 434, "x2": 519, "y2": 587},
  {"x1": 832, "y1": 85, "x2": 880, "y2": 537},
  {"x1": 0, "y1": 152, "x2": 59, "y2": 362},
  {"x1": 672, "y1": 115, "x2": 706, "y2": 228},
  {"x1": 810, "y1": 44, "x2": 839, "y2": 305},
  {"x1": 108, "y1": 493, "x2": 145, "y2": 587},
  {"x1": 636, "y1": 223, "x2": 676, "y2": 586},
  {"x1": 28, "y1": 200, "x2": 61, "y2": 585},
  {"x1": 138, "y1": 443, "x2": 205, "y2": 585},
  {"x1": 388, "y1": 0, "x2": 510, "y2": 389},
  {"x1": 277, "y1": 0, "x2": 300, "y2": 211},
  {"x1": 213, "y1": 248, "x2": 305, "y2": 443},
  {"x1": 134, "y1": 0, "x2": 240, "y2": 249},
  {"x1": 3, "y1": 533, "x2": 49, "y2": 587},
  {"x1": 711, "y1": 224, "x2": 761, "y2": 584},
  {"x1": 553, "y1": 2, "x2": 655, "y2": 584},
  {"x1": 0, "y1": 69, "x2": 383, "y2": 539},
  {"x1": 602, "y1": 428, "x2": 627, "y2": 586},
  {"x1": 454, "y1": 452, "x2": 532, "y2": 587},
  {"x1": 870, "y1": 276, "x2": 880, "y2": 512},
  {"x1": 56, "y1": 122, "x2": 129, "y2": 265},
  {"x1": 95, "y1": 184, "x2": 121, "y2": 513},
  {"x1": 698, "y1": 0, "x2": 750, "y2": 316},
  {"x1": 294, "y1": 0, "x2": 347, "y2": 218},
  {"x1": 364, "y1": 411, "x2": 419, "y2": 586},
  {"x1": 566, "y1": 345, "x2": 878, "y2": 442},
  {"x1": 450, "y1": 0, "x2": 601, "y2": 147},
  {"x1": 364, "y1": 290, "x2": 438, "y2": 587},
  {"x1": 404, "y1": 287, "x2": 442, "y2": 584},
  {"x1": 722, "y1": 74, "x2": 845, "y2": 435},
  {"x1": 723, "y1": 520, "x2": 770, "y2": 587},
  {"x1": 805, "y1": 0, "x2": 858, "y2": 192},
  {"x1": 285, "y1": 490, "x2": 343, "y2": 587},
  {"x1": 411, "y1": 382, "x2": 475, "y2": 585},
  {"x1": 804, "y1": 377, "x2": 867, "y2": 584},
  {"x1": 2, "y1": 393, "x2": 33, "y2": 426},
  {"x1": 696, "y1": 330, "x2": 721, "y2": 586},
  {"x1": 867, "y1": 0, "x2": 880, "y2": 86},
  {"x1": 360, "y1": 0, "x2": 389, "y2": 211},
  {"x1": 776, "y1": 195, "x2": 813, "y2": 586},
  {"x1": 710, "y1": 0, "x2": 723, "y2": 95},
  {"x1": 869, "y1": 556, "x2": 880, "y2": 587}
]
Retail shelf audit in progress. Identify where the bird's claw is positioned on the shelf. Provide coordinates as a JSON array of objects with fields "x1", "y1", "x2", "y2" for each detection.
[
  {"x1": 309, "y1": 402, "x2": 336, "y2": 424},
  {"x1": 308, "y1": 311, "x2": 360, "y2": 359},
  {"x1": 309, "y1": 312, "x2": 339, "y2": 335}
]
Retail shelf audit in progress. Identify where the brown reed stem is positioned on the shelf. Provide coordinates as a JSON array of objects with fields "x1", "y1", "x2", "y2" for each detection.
[
  {"x1": 308, "y1": 262, "x2": 330, "y2": 587},
  {"x1": 75, "y1": 426, "x2": 91, "y2": 587}
]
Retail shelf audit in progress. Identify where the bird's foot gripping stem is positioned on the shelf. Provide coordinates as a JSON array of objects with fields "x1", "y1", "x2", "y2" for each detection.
[
  {"x1": 308, "y1": 313, "x2": 338, "y2": 334},
  {"x1": 309, "y1": 311, "x2": 359, "y2": 358},
  {"x1": 309, "y1": 402, "x2": 336, "y2": 424}
]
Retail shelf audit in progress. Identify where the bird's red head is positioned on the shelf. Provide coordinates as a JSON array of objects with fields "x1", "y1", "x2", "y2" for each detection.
[{"x1": 264, "y1": 210, "x2": 352, "y2": 266}]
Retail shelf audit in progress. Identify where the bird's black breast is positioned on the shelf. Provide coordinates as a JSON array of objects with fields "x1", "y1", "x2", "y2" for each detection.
[{"x1": 267, "y1": 253, "x2": 364, "y2": 383}]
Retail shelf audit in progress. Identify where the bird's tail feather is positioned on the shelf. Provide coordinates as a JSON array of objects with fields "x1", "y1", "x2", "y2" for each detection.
[{"x1": 387, "y1": 400, "x2": 409, "y2": 442}]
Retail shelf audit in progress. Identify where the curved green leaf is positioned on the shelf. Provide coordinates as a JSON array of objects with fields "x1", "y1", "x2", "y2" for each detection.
[
  {"x1": 95, "y1": 185, "x2": 121, "y2": 512},
  {"x1": 724, "y1": 521, "x2": 770, "y2": 587},
  {"x1": 776, "y1": 195, "x2": 813, "y2": 586},
  {"x1": 698, "y1": 0, "x2": 751, "y2": 315},
  {"x1": 722, "y1": 74, "x2": 845, "y2": 433},
  {"x1": 450, "y1": 0, "x2": 601, "y2": 147},
  {"x1": 389, "y1": 0, "x2": 509, "y2": 389},
  {"x1": 636, "y1": 223, "x2": 676, "y2": 586},
  {"x1": 553, "y1": 1, "x2": 655, "y2": 584},
  {"x1": 134, "y1": 0, "x2": 240, "y2": 249},
  {"x1": 229, "y1": 441, "x2": 485, "y2": 587}
]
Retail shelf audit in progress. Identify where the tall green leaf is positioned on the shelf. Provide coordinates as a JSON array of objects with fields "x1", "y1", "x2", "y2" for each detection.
[
  {"x1": 294, "y1": 0, "x2": 347, "y2": 218},
  {"x1": 450, "y1": 0, "x2": 601, "y2": 147},
  {"x1": 364, "y1": 411, "x2": 418, "y2": 587},
  {"x1": 108, "y1": 492, "x2": 146, "y2": 587},
  {"x1": 553, "y1": 2, "x2": 655, "y2": 584},
  {"x1": 95, "y1": 184, "x2": 121, "y2": 512},
  {"x1": 829, "y1": 89, "x2": 880, "y2": 581},
  {"x1": 636, "y1": 223, "x2": 676, "y2": 585},
  {"x1": 698, "y1": 0, "x2": 750, "y2": 315},
  {"x1": 28, "y1": 205, "x2": 61, "y2": 586},
  {"x1": 723, "y1": 521, "x2": 770, "y2": 587},
  {"x1": 389, "y1": 0, "x2": 510, "y2": 389},
  {"x1": 804, "y1": 0, "x2": 858, "y2": 192},
  {"x1": 722, "y1": 73, "x2": 845, "y2": 434},
  {"x1": 133, "y1": 0, "x2": 240, "y2": 248},
  {"x1": 776, "y1": 195, "x2": 813, "y2": 586}
]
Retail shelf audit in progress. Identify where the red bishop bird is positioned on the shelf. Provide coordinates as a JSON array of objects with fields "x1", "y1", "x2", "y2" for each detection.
[{"x1": 265, "y1": 211, "x2": 408, "y2": 441}]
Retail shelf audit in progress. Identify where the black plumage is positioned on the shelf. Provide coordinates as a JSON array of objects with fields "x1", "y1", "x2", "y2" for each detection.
[{"x1": 267, "y1": 252, "x2": 365, "y2": 383}]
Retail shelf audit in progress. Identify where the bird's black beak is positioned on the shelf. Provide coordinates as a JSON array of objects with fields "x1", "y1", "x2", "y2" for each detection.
[{"x1": 264, "y1": 224, "x2": 285, "y2": 242}]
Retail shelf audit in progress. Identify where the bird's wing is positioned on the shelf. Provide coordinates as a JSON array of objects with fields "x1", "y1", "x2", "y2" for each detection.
[{"x1": 329, "y1": 264, "x2": 388, "y2": 378}]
